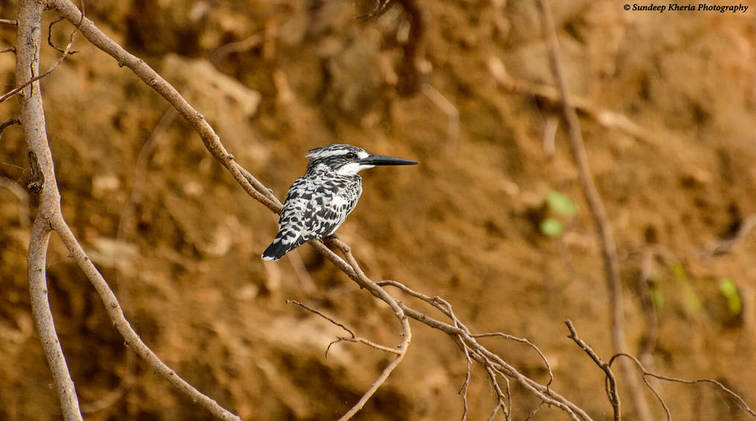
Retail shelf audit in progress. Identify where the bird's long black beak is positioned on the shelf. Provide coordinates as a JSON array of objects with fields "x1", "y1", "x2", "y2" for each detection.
[{"x1": 360, "y1": 154, "x2": 419, "y2": 166}]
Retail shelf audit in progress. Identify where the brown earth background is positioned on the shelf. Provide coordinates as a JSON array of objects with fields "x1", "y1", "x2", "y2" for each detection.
[{"x1": 1, "y1": 0, "x2": 755, "y2": 420}]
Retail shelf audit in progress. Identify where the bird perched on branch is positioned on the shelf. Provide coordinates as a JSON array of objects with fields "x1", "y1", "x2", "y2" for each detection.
[{"x1": 262, "y1": 144, "x2": 418, "y2": 261}]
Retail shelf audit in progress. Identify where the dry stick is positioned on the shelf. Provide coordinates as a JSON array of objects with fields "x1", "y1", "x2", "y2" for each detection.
[
  {"x1": 43, "y1": 4, "x2": 411, "y2": 417},
  {"x1": 484, "y1": 365, "x2": 509, "y2": 420},
  {"x1": 286, "y1": 300, "x2": 402, "y2": 356},
  {"x1": 45, "y1": 1, "x2": 591, "y2": 420},
  {"x1": 326, "y1": 239, "x2": 412, "y2": 421},
  {"x1": 47, "y1": 16, "x2": 78, "y2": 54},
  {"x1": 1, "y1": 10, "x2": 79, "y2": 104},
  {"x1": 17, "y1": 1, "x2": 82, "y2": 419},
  {"x1": 51, "y1": 215, "x2": 241, "y2": 421},
  {"x1": 15, "y1": 1, "x2": 241, "y2": 420},
  {"x1": 46, "y1": 0, "x2": 279, "y2": 213},
  {"x1": 0, "y1": 118, "x2": 21, "y2": 136},
  {"x1": 565, "y1": 320, "x2": 621, "y2": 421},
  {"x1": 379, "y1": 281, "x2": 592, "y2": 421},
  {"x1": 608, "y1": 353, "x2": 756, "y2": 421},
  {"x1": 534, "y1": 1, "x2": 654, "y2": 421},
  {"x1": 458, "y1": 338, "x2": 472, "y2": 421}
]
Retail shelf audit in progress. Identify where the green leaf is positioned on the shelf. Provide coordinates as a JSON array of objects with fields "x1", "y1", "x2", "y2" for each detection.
[
  {"x1": 718, "y1": 278, "x2": 742, "y2": 316},
  {"x1": 540, "y1": 218, "x2": 564, "y2": 237},
  {"x1": 547, "y1": 191, "x2": 577, "y2": 216}
]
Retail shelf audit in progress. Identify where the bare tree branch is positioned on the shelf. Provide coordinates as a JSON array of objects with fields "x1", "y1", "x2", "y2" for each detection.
[
  {"x1": 565, "y1": 320, "x2": 621, "y2": 421},
  {"x1": 13, "y1": 1, "x2": 243, "y2": 419},
  {"x1": 47, "y1": 16, "x2": 78, "y2": 54},
  {"x1": 51, "y1": 215, "x2": 242, "y2": 421},
  {"x1": 40, "y1": 1, "x2": 621, "y2": 420},
  {"x1": 16, "y1": 1, "x2": 82, "y2": 419},
  {"x1": 0, "y1": 118, "x2": 21, "y2": 137},
  {"x1": 1, "y1": 10, "x2": 79, "y2": 104},
  {"x1": 534, "y1": 1, "x2": 653, "y2": 420},
  {"x1": 609, "y1": 352, "x2": 756, "y2": 420},
  {"x1": 286, "y1": 300, "x2": 402, "y2": 357},
  {"x1": 47, "y1": 0, "x2": 280, "y2": 213}
]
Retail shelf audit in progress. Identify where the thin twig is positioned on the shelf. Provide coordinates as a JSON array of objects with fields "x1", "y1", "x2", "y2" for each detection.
[
  {"x1": 16, "y1": 1, "x2": 240, "y2": 419},
  {"x1": 458, "y1": 338, "x2": 472, "y2": 421},
  {"x1": 485, "y1": 366, "x2": 509, "y2": 420},
  {"x1": 535, "y1": 2, "x2": 653, "y2": 420},
  {"x1": 48, "y1": 0, "x2": 280, "y2": 213},
  {"x1": 0, "y1": 18, "x2": 17, "y2": 25},
  {"x1": 473, "y1": 332, "x2": 554, "y2": 388},
  {"x1": 565, "y1": 320, "x2": 621, "y2": 421},
  {"x1": 0, "y1": 9, "x2": 80, "y2": 104},
  {"x1": 379, "y1": 280, "x2": 592, "y2": 421},
  {"x1": 44, "y1": 2, "x2": 601, "y2": 420},
  {"x1": 0, "y1": 118, "x2": 21, "y2": 136},
  {"x1": 0, "y1": 47, "x2": 15, "y2": 54},
  {"x1": 286, "y1": 300, "x2": 402, "y2": 357},
  {"x1": 48, "y1": 16, "x2": 78, "y2": 54},
  {"x1": 609, "y1": 352, "x2": 756, "y2": 420},
  {"x1": 52, "y1": 215, "x2": 242, "y2": 421}
]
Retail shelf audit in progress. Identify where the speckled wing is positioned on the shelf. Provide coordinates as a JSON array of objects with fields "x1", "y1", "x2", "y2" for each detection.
[
  {"x1": 304, "y1": 178, "x2": 360, "y2": 239},
  {"x1": 261, "y1": 176, "x2": 361, "y2": 260}
]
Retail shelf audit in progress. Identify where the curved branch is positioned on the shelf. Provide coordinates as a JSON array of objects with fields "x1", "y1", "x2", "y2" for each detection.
[
  {"x1": 17, "y1": 1, "x2": 82, "y2": 419},
  {"x1": 51, "y1": 215, "x2": 241, "y2": 421},
  {"x1": 43, "y1": 1, "x2": 595, "y2": 420},
  {"x1": 609, "y1": 352, "x2": 756, "y2": 420},
  {"x1": 46, "y1": 0, "x2": 279, "y2": 213}
]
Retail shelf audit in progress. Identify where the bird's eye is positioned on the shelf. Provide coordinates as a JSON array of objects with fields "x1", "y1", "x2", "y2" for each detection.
[{"x1": 345, "y1": 152, "x2": 357, "y2": 159}]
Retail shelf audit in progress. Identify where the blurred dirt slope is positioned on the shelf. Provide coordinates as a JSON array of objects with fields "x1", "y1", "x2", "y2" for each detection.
[{"x1": 1, "y1": 0, "x2": 755, "y2": 420}]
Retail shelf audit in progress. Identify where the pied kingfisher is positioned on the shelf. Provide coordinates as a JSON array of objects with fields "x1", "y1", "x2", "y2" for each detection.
[{"x1": 262, "y1": 144, "x2": 418, "y2": 261}]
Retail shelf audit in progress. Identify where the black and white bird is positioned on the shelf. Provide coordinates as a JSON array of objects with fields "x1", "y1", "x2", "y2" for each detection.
[{"x1": 262, "y1": 144, "x2": 418, "y2": 261}]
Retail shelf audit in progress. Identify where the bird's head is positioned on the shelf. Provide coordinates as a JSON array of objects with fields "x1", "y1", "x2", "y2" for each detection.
[{"x1": 305, "y1": 144, "x2": 418, "y2": 176}]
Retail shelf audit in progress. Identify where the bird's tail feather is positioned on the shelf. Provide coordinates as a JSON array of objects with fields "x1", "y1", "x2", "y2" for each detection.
[{"x1": 262, "y1": 241, "x2": 289, "y2": 261}]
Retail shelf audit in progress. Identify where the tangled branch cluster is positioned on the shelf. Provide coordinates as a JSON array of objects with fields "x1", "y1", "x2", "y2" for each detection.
[{"x1": 5, "y1": 0, "x2": 755, "y2": 420}]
